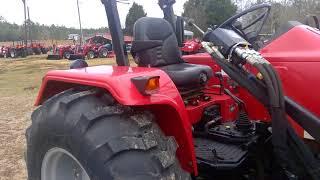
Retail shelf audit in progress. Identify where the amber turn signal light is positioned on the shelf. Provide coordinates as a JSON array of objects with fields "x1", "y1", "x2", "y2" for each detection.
[{"x1": 131, "y1": 76, "x2": 160, "y2": 95}]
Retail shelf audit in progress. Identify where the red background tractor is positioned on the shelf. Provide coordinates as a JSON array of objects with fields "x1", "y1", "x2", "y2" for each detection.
[
  {"x1": 181, "y1": 38, "x2": 203, "y2": 55},
  {"x1": 47, "y1": 44, "x2": 74, "y2": 60},
  {"x1": 0, "y1": 46, "x2": 9, "y2": 58}
]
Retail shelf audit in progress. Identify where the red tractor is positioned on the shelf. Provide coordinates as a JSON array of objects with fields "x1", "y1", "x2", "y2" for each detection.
[
  {"x1": 84, "y1": 35, "x2": 112, "y2": 59},
  {"x1": 181, "y1": 30, "x2": 203, "y2": 55},
  {"x1": 47, "y1": 45, "x2": 75, "y2": 60},
  {"x1": 69, "y1": 36, "x2": 112, "y2": 60},
  {"x1": 26, "y1": 1, "x2": 320, "y2": 179},
  {"x1": 181, "y1": 39, "x2": 203, "y2": 55},
  {"x1": 0, "y1": 46, "x2": 9, "y2": 58},
  {"x1": 8, "y1": 44, "x2": 28, "y2": 58},
  {"x1": 28, "y1": 42, "x2": 49, "y2": 55}
]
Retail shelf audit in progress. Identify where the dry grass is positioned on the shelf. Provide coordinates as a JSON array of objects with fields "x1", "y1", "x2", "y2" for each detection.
[
  {"x1": 0, "y1": 55, "x2": 117, "y2": 96},
  {"x1": 0, "y1": 55, "x2": 116, "y2": 180}
]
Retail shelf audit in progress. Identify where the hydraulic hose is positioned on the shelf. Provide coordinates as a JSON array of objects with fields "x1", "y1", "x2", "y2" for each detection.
[
  {"x1": 254, "y1": 63, "x2": 277, "y2": 107},
  {"x1": 203, "y1": 44, "x2": 269, "y2": 105},
  {"x1": 202, "y1": 42, "x2": 320, "y2": 179}
]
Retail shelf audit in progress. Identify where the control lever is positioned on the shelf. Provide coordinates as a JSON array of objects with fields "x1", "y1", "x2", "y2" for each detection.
[{"x1": 185, "y1": 18, "x2": 205, "y2": 35}]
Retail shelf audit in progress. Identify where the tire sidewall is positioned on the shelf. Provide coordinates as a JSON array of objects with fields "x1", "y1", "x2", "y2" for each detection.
[
  {"x1": 99, "y1": 48, "x2": 108, "y2": 58},
  {"x1": 26, "y1": 89, "x2": 190, "y2": 180},
  {"x1": 26, "y1": 113, "x2": 99, "y2": 180},
  {"x1": 87, "y1": 51, "x2": 95, "y2": 59},
  {"x1": 10, "y1": 50, "x2": 16, "y2": 58},
  {"x1": 64, "y1": 51, "x2": 71, "y2": 59}
]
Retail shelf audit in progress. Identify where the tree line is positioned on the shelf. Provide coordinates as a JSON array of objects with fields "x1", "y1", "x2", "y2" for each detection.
[
  {"x1": 124, "y1": 0, "x2": 319, "y2": 38},
  {"x1": 1, "y1": 0, "x2": 319, "y2": 42},
  {"x1": 0, "y1": 17, "x2": 108, "y2": 42},
  {"x1": 182, "y1": 0, "x2": 319, "y2": 36}
]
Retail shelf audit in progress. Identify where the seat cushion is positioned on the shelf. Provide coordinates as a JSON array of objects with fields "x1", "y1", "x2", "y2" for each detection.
[{"x1": 160, "y1": 63, "x2": 213, "y2": 89}]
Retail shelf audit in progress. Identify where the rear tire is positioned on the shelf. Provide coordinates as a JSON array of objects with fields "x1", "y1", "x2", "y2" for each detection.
[
  {"x1": 21, "y1": 49, "x2": 27, "y2": 58},
  {"x1": 87, "y1": 51, "x2": 95, "y2": 59},
  {"x1": 99, "y1": 48, "x2": 108, "y2": 58},
  {"x1": 10, "y1": 49, "x2": 16, "y2": 58},
  {"x1": 63, "y1": 51, "x2": 71, "y2": 59},
  {"x1": 41, "y1": 48, "x2": 49, "y2": 54},
  {"x1": 34, "y1": 48, "x2": 42, "y2": 55},
  {"x1": 26, "y1": 88, "x2": 190, "y2": 180}
]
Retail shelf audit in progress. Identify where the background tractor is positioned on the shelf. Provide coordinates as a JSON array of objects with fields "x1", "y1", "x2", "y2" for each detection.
[
  {"x1": 69, "y1": 35, "x2": 112, "y2": 60},
  {"x1": 8, "y1": 44, "x2": 27, "y2": 58},
  {"x1": 28, "y1": 42, "x2": 49, "y2": 55},
  {"x1": 26, "y1": 0, "x2": 320, "y2": 179},
  {"x1": 0, "y1": 45, "x2": 9, "y2": 58},
  {"x1": 47, "y1": 44, "x2": 75, "y2": 60}
]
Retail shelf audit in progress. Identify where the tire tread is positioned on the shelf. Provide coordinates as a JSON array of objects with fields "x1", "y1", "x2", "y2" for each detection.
[{"x1": 26, "y1": 88, "x2": 190, "y2": 179}]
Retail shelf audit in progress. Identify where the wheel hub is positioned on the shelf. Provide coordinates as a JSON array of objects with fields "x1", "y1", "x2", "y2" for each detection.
[
  {"x1": 41, "y1": 147, "x2": 90, "y2": 180},
  {"x1": 10, "y1": 51, "x2": 15, "y2": 57}
]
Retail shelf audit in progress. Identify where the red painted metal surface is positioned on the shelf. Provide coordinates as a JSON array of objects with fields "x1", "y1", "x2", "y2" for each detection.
[
  {"x1": 182, "y1": 25, "x2": 320, "y2": 137},
  {"x1": 35, "y1": 66, "x2": 198, "y2": 175},
  {"x1": 181, "y1": 39, "x2": 202, "y2": 54},
  {"x1": 56, "y1": 45, "x2": 74, "y2": 58},
  {"x1": 260, "y1": 25, "x2": 320, "y2": 136}
]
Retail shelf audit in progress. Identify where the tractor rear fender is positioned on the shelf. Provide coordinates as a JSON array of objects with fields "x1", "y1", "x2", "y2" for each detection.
[
  {"x1": 97, "y1": 45, "x2": 106, "y2": 52},
  {"x1": 35, "y1": 65, "x2": 198, "y2": 175}
]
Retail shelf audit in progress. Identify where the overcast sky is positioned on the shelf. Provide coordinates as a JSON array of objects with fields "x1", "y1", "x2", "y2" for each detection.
[{"x1": 0, "y1": 0, "x2": 187, "y2": 28}]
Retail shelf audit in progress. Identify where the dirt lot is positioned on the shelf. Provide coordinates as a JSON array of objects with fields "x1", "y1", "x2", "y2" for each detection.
[{"x1": 0, "y1": 55, "x2": 116, "y2": 180}]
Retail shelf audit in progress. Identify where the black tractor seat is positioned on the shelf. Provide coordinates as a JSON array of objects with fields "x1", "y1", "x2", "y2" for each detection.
[
  {"x1": 131, "y1": 17, "x2": 213, "y2": 90},
  {"x1": 160, "y1": 63, "x2": 212, "y2": 88}
]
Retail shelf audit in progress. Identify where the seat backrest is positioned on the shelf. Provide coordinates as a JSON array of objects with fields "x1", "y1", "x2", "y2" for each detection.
[{"x1": 132, "y1": 17, "x2": 184, "y2": 67}]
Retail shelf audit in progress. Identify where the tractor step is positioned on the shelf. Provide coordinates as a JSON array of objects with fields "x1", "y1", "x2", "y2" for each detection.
[{"x1": 194, "y1": 137, "x2": 248, "y2": 170}]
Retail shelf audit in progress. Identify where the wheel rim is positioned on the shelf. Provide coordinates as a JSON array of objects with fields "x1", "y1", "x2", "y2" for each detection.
[
  {"x1": 65, "y1": 53, "x2": 70, "y2": 59},
  {"x1": 89, "y1": 52, "x2": 94, "y2": 59},
  {"x1": 102, "y1": 50, "x2": 108, "y2": 57},
  {"x1": 41, "y1": 147, "x2": 90, "y2": 180}
]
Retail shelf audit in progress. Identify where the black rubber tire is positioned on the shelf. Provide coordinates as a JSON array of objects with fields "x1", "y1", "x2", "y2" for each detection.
[
  {"x1": 87, "y1": 51, "x2": 95, "y2": 59},
  {"x1": 21, "y1": 49, "x2": 27, "y2": 58},
  {"x1": 27, "y1": 48, "x2": 34, "y2": 55},
  {"x1": 26, "y1": 88, "x2": 190, "y2": 180},
  {"x1": 41, "y1": 48, "x2": 49, "y2": 54},
  {"x1": 9, "y1": 49, "x2": 16, "y2": 58},
  {"x1": 63, "y1": 51, "x2": 71, "y2": 59},
  {"x1": 34, "y1": 48, "x2": 42, "y2": 55},
  {"x1": 99, "y1": 48, "x2": 108, "y2": 58}
]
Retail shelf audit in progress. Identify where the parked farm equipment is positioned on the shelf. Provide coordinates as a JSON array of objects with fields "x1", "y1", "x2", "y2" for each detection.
[
  {"x1": 8, "y1": 44, "x2": 28, "y2": 58},
  {"x1": 28, "y1": 42, "x2": 49, "y2": 55},
  {"x1": 69, "y1": 35, "x2": 112, "y2": 60},
  {"x1": 181, "y1": 38, "x2": 203, "y2": 55},
  {"x1": 26, "y1": 0, "x2": 320, "y2": 180},
  {"x1": 47, "y1": 45, "x2": 75, "y2": 60},
  {"x1": 1, "y1": 41, "x2": 49, "y2": 59},
  {"x1": 47, "y1": 36, "x2": 113, "y2": 60},
  {"x1": 0, "y1": 46, "x2": 9, "y2": 58}
]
